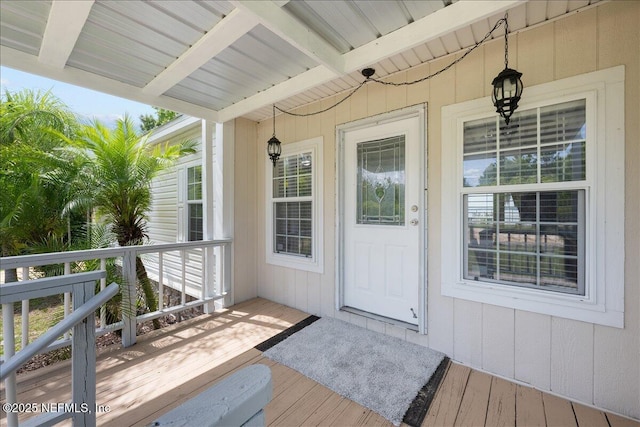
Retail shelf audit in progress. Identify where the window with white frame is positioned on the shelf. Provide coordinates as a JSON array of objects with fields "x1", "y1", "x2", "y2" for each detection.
[
  {"x1": 266, "y1": 137, "x2": 323, "y2": 273},
  {"x1": 462, "y1": 100, "x2": 586, "y2": 295},
  {"x1": 187, "y1": 165, "x2": 203, "y2": 241},
  {"x1": 441, "y1": 66, "x2": 625, "y2": 328}
]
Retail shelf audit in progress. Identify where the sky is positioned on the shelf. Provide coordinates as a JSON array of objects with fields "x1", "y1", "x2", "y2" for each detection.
[{"x1": 1, "y1": 66, "x2": 156, "y2": 128}]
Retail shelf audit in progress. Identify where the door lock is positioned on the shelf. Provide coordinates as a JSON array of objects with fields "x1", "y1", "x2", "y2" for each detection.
[{"x1": 410, "y1": 219, "x2": 419, "y2": 226}]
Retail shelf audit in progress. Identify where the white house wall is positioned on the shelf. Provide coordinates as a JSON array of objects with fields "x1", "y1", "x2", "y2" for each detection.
[
  {"x1": 235, "y1": 1, "x2": 639, "y2": 419},
  {"x1": 232, "y1": 118, "x2": 259, "y2": 303},
  {"x1": 147, "y1": 126, "x2": 205, "y2": 299}
]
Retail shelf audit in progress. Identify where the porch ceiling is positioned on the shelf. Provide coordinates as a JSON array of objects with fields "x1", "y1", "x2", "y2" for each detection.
[{"x1": 1, "y1": 0, "x2": 601, "y2": 123}]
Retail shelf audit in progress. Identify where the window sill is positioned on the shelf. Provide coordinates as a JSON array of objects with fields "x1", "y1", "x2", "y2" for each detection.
[
  {"x1": 266, "y1": 253, "x2": 323, "y2": 274},
  {"x1": 442, "y1": 279, "x2": 623, "y2": 328}
]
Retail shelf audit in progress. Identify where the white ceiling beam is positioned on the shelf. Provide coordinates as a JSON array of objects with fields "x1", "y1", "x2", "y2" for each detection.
[
  {"x1": 3, "y1": 46, "x2": 219, "y2": 121},
  {"x1": 230, "y1": 0, "x2": 345, "y2": 75},
  {"x1": 219, "y1": 0, "x2": 525, "y2": 122},
  {"x1": 38, "y1": 0, "x2": 94, "y2": 69},
  {"x1": 143, "y1": 9, "x2": 259, "y2": 97},
  {"x1": 343, "y1": 0, "x2": 525, "y2": 71},
  {"x1": 217, "y1": 65, "x2": 337, "y2": 123}
]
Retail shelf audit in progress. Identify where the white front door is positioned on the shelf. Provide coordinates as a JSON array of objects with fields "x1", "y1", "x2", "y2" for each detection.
[{"x1": 341, "y1": 114, "x2": 423, "y2": 325}]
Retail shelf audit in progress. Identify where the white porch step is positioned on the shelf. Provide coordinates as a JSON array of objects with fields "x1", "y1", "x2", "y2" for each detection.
[{"x1": 150, "y1": 364, "x2": 272, "y2": 427}]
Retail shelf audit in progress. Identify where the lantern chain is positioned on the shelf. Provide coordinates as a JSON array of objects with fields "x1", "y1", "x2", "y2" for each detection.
[
  {"x1": 275, "y1": 12, "x2": 510, "y2": 121},
  {"x1": 272, "y1": 104, "x2": 276, "y2": 137},
  {"x1": 504, "y1": 12, "x2": 510, "y2": 69},
  {"x1": 366, "y1": 14, "x2": 508, "y2": 88}
]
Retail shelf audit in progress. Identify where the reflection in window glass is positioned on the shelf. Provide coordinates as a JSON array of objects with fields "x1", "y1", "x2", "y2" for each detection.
[
  {"x1": 464, "y1": 191, "x2": 583, "y2": 294},
  {"x1": 187, "y1": 165, "x2": 203, "y2": 241},
  {"x1": 499, "y1": 147, "x2": 538, "y2": 185},
  {"x1": 188, "y1": 203, "x2": 203, "y2": 241},
  {"x1": 272, "y1": 152, "x2": 313, "y2": 257},
  {"x1": 274, "y1": 201, "x2": 312, "y2": 257},
  {"x1": 463, "y1": 99, "x2": 587, "y2": 187}
]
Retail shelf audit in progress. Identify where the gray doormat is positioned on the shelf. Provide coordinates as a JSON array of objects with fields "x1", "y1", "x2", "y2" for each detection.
[{"x1": 260, "y1": 316, "x2": 446, "y2": 426}]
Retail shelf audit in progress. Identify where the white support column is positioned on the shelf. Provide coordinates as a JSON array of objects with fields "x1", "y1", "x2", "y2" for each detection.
[
  {"x1": 202, "y1": 120, "x2": 216, "y2": 313},
  {"x1": 214, "y1": 121, "x2": 235, "y2": 309}
]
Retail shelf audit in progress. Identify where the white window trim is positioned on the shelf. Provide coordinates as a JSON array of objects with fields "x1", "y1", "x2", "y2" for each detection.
[
  {"x1": 186, "y1": 164, "x2": 203, "y2": 241},
  {"x1": 441, "y1": 66, "x2": 625, "y2": 328},
  {"x1": 177, "y1": 159, "x2": 202, "y2": 243},
  {"x1": 266, "y1": 136, "x2": 324, "y2": 274}
]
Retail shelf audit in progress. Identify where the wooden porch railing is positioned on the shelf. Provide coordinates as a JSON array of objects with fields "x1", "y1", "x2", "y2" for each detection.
[
  {"x1": 1, "y1": 271, "x2": 119, "y2": 427},
  {"x1": 0, "y1": 239, "x2": 232, "y2": 350}
]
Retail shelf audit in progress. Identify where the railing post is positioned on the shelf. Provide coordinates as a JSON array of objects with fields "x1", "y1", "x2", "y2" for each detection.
[
  {"x1": 121, "y1": 248, "x2": 137, "y2": 347},
  {"x1": 2, "y1": 301, "x2": 18, "y2": 427},
  {"x1": 72, "y1": 280, "x2": 97, "y2": 427},
  {"x1": 223, "y1": 242, "x2": 233, "y2": 307},
  {"x1": 203, "y1": 245, "x2": 216, "y2": 314}
]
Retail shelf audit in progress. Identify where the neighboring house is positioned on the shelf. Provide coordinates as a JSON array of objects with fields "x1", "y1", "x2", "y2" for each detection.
[
  {"x1": 2, "y1": 0, "x2": 638, "y2": 421},
  {"x1": 145, "y1": 116, "x2": 207, "y2": 300}
]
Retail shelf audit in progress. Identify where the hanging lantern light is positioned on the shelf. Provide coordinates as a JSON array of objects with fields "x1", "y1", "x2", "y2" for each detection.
[
  {"x1": 491, "y1": 13, "x2": 523, "y2": 125},
  {"x1": 267, "y1": 104, "x2": 281, "y2": 167}
]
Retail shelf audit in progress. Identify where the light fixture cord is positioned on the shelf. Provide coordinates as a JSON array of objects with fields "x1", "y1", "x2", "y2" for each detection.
[{"x1": 275, "y1": 12, "x2": 510, "y2": 116}]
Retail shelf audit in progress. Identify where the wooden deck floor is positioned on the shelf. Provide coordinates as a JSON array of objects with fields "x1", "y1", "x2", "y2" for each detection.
[{"x1": 4, "y1": 298, "x2": 638, "y2": 427}]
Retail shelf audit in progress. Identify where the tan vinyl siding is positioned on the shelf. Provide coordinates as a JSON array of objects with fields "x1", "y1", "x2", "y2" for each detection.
[{"x1": 236, "y1": 1, "x2": 639, "y2": 420}]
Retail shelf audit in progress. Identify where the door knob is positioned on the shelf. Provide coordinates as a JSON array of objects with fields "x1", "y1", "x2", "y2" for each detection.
[{"x1": 410, "y1": 219, "x2": 419, "y2": 226}]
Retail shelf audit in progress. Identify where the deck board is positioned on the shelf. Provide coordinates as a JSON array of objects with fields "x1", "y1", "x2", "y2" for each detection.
[
  {"x1": 454, "y1": 370, "x2": 492, "y2": 426},
  {"x1": 485, "y1": 376, "x2": 516, "y2": 427},
  {"x1": 573, "y1": 402, "x2": 610, "y2": 427},
  {"x1": 422, "y1": 362, "x2": 470, "y2": 426},
  {"x1": 608, "y1": 413, "x2": 640, "y2": 427},
  {"x1": 516, "y1": 384, "x2": 546, "y2": 427},
  {"x1": 542, "y1": 392, "x2": 578, "y2": 427},
  {"x1": 3, "y1": 298, "x2": 635, "y2": 427}
]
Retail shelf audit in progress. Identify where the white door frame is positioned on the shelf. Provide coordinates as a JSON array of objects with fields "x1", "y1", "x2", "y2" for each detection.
[{"x1": 336, "y1": 105, "x2": 427, "y2": 333}]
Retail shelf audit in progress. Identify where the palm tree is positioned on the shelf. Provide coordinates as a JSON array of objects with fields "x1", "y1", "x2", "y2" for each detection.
[
  {"x1": 61, "y1": 115, "x2": 195, "y2": 328},
  {"x1": 0, "y1": 89, "x2": 80, "y2": 282}
]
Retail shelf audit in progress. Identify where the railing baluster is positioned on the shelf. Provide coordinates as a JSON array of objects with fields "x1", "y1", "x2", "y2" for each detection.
[
  {"x1": 223, "y1": 242, "x2": 232, "y2": 305},
  {"x1": 2, "y1": 301, "x2": 18, "y2": 427},
  {"x1": 200, "y1": 248, "x2": 205, "y2": 301},
  {"x1": 21, "y1": 266, "x2": 29, "y2": 349},
  {"x1": 214, "y1": 245, "x2": 223, "y2": 308},
  {"x1": 100, "y1": 258, "x2": 107, "y2": 328},
  {"x1": 64, "y1": 262, "x2": 71, "y2": 340},
  {"x1": 181, "y1": 249, "x2": 186, "y2": 306},
  {"x1": 158, "y1": 252, "x2": 164, "y2": 309}
]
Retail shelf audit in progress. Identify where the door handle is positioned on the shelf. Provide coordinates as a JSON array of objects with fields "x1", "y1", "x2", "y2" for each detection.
[{"x1": 410, "y1": 219, "x2": 419, "y2": 226}]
